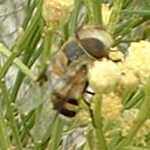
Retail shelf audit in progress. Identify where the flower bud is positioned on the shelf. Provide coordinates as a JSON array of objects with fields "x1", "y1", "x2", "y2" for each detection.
[{"x1": 43, "y1": 0, "x2": 74, "y2": 26}]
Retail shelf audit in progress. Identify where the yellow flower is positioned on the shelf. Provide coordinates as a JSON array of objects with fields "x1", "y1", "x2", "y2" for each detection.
[
  {"x1": 125, "y1": 40, "x2": 150, "y2": 83},
  {"x1": 88, "y1": 59, "x2": 121, "y2": 94},
  {"x1": 102, "y1": 92, "x2": 123, "y2": 120},
  {"x1": 119, "y1": 109, "x2": 138, "y2": 137},
  {"x1": 119, "y1": 109, "x2": 150, "y2": 146},
  {"x1": 109, "y1": 47, "x2": 124, "y2": 62},
  {"x1": 117, "y1": 64, "x2": 139, "y2": 96},
  {"x1": 43, "y1": 0, "x2": 74, "y2": 26}
]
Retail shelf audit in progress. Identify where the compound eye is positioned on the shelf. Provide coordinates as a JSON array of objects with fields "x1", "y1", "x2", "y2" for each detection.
[
  {"x1": 63, "y1": 40, "x2": 84, "y2": 62},
  {"x1": 80, "y1": 38, "x2": 108, "y2": 59},
  {"x1": 77, "y1": 26, "x2": 113, "y2": 59}
]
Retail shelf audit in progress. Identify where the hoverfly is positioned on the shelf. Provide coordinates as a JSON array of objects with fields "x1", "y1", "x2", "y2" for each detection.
[{"x1": 49, "y1": 26, "x2": 113, "y2": 117}]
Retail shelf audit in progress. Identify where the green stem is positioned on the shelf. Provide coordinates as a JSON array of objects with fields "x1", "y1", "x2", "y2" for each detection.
[
  {"x1": 114, "y1": 17, "x2": 145, "y2": 38},
  {"x1": 108, "y1": 0, "x2": 125, "y2": 34},
  {"x1": 0, "y1": 105, "x2": 10, "y2": 150},
  {"x1": 0, "y1": 118, "x2": 9, "y2": 150},
  {"x1": 0, "y1": 44, "x2": 36, "y2": 81},
  {"x1": 0, "y1": 0, "x2": 41, "y2": 81},
  {"x1": 0, "y1": 81, "x2": 22, "y2": 150},
  {"x1": 47, "y1": 116, "x2": 64, "y2": 150},
  {"x1": 10, "y1": 26, "x2": 41, "y2": 103},
  {"x1": 20, "y1": 111, "x2": 35, "y2": 143},
  {"x1": 122, "y1": 10, "x2": 150, "y2": 18},
  {"x1": 86, "y1": 129, "x2": 95, "y2": 150},
  {"x1": 113, "y1": 17, "x2": 148, "y2": 46},
  {"x1": 92, "y1": 94, "x2": 108, "y2": 150},
  {"x1": 68, "y1": 0, "x2": 81, "y2": 36},
  {"x1": 23, "y1": 0, "x2": 36, "y2": 29},
  {"x1": 84, "y1": 0, "x2": 102, "y2": 25},
  {"x1": 40, "y1": 28, "x2": 53, "y2": 69}
]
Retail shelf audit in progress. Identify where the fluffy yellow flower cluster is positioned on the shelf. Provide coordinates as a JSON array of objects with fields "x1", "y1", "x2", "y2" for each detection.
[
  {"x1": 102, "y1": 92, "x2": 123, "y2": 120},
  {"x1": 88, "y1": 59, "x2": 121, "y2": 94},
  {"x1": 125, "y1": 41, "x2": 150, "y2": 83},
  {"x1": 43, "y1": 0, "x2": 74, "y2": 26},
  {"x1": 89, "y1": 41, "x2": 150, "y2": 93},
  {"x1": 88, "y1": 40, "x2": 150, "y2": 120},
  {"x1": 119, "y1": 109, "x2": 150, "y2": 146},
  {"x1": 117, "y1": 65, "x2": 139, "y2": 96}
]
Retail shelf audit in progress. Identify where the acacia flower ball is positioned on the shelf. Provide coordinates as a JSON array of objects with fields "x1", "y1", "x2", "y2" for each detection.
[
  {"x1": 43, "y1": 0, "x2": 74, "y2": 26},
  {"x1": 88, "y1": 59, "x2": 121, "y2": 94},
  {"x1": 125, "y1": 41, "x2": 150, "y2": 83},
  {"x1": 116, "y1": 64, "x2": 139, "y2": 96},
  {"x1": 102, "y1": 92, "x2": 123, "y2": 120},
  {"x1": 119, "y1": 109, "x2": 150, "y2": 146}
]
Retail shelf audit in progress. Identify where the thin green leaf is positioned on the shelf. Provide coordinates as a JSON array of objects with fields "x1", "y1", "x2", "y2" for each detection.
[
  {"x1": 48, "y1": 116, "x2": 64, "y2": 150},
  {"x1": 92, "y1": 94, "x2": 108, "y2": 150},
  {"x1": 0, "y1": 44, "x2": 36, "y2": 81}
]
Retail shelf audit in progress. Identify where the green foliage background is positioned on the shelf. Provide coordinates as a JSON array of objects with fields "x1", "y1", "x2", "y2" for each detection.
[{"x1": 0, "y1": 0, "x2": 150, "y2": 149}]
